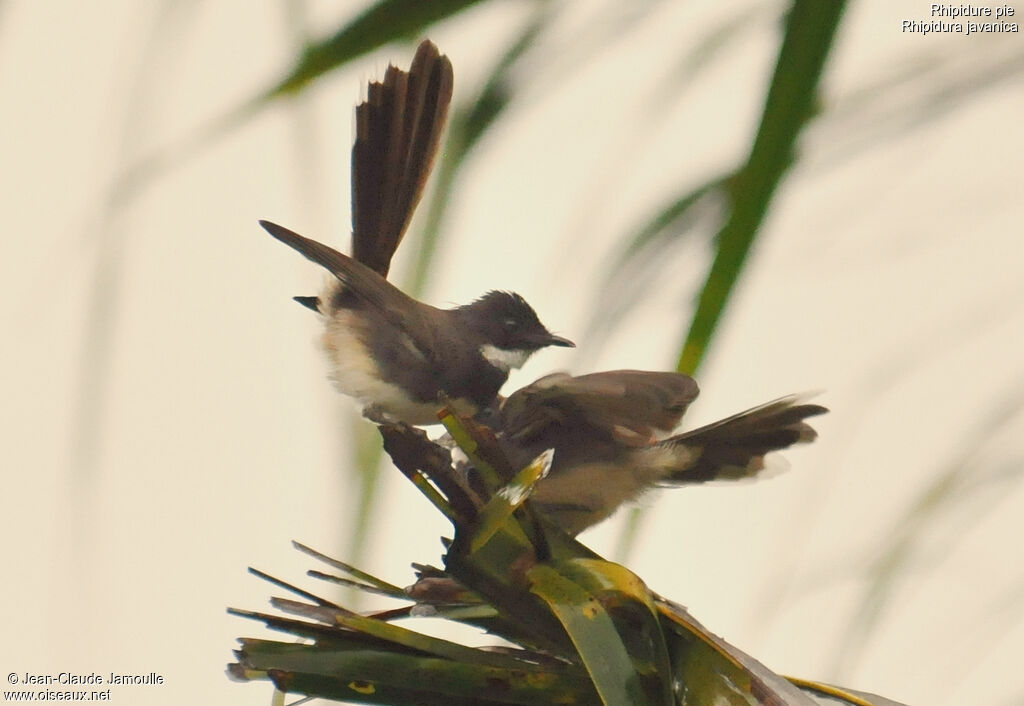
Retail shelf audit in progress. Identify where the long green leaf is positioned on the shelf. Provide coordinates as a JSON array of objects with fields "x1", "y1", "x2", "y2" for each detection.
[
  {"x1": 471, "y1": 449, "x2": 553, "y2": 553},
  {"x1": 233, "y1": 639, "x2": 597, "y2": 704},
  {"x1": 555, "y1": 559, "x2": 674, "y2": 705},
  {"x1": 617, "y1": 0, "x2": 848, "y2": 563},
  {"x1": 528, "y1": 563, "x2": 651, "y2": 705},
  {"x1": 676, "y1": 0, "x2": 847, "y2": 375},
  {"x1": 787, "y1": 677, "x2": 904, "y2": 706},
  {"x1": 271, "y1": 597, "x2": 540, "y2": 670},
  {"x1": 294, "y1": 540, "x2": 406, "y2": 596},
  {"x1": 266, "y1": 0, "x2": 489, "y2": 98},
  {"x1": 656, "y1": 597, "x2": 817, "y2": 705}
]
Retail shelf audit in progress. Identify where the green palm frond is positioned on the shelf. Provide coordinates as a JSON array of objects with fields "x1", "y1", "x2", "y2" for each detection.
[{"x1": 229, "y1": 411, "x2": 903, "y2": 705}]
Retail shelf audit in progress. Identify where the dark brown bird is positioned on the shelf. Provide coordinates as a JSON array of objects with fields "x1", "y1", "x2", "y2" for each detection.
[
  {"x1": 498, "y1": 370, "x2": 827, "y2": 535},
  {"x1": 262, "y1": 41, "x2": 572, "y2": 425}
]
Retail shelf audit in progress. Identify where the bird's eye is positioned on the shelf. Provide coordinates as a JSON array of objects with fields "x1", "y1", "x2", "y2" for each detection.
[{"x1": 503, "y1": 318, "x2": 518, "y2": 329}]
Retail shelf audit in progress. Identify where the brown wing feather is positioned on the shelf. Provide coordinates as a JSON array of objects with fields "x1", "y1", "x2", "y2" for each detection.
[{"x1": 501, "y1": 370, "x2": 699, "y2": 445}]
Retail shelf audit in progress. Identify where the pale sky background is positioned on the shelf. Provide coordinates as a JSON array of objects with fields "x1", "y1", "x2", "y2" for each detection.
[{"x1": 2, "y1": 1, "x2": 1023, "y2": 705}]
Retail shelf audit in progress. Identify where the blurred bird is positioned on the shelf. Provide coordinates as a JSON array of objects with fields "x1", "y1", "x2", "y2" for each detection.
[
  {"x1": 496, "y1": 370, "x2": 827, "y2": 535},
  {"x1": 262, "y1": 41, "x2": 572, "y2": 425}
]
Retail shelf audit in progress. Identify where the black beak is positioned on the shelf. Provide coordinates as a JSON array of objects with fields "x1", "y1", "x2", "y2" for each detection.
[
  {"x1": 516, "y1": 331, "x2": 575, "y2": 350},
  {"x1": 543, "y1": 333, "x2": 575, "y2": 348}
]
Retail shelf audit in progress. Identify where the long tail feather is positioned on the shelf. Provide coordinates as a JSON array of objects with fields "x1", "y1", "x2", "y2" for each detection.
[
  {"x1": 662, "y1": 395, "x2": 827, "y2": 483},
  {"x1": 351, "y1": 40, "x2": 454, "y2": 277},
  {"x1": 258, "y1": 219, "x2": 406, "y2": 315}
]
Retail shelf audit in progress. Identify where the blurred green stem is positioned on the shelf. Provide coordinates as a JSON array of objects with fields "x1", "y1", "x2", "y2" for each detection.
[
  {"x1": 676, "y1": 0, "x2": 847, "y2": 375},
  {"x1": 617, "y1": 0, "x2": 847, "y2": 563}
]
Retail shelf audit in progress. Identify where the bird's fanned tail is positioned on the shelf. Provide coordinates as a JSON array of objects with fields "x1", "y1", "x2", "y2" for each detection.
[
  {"x1": 662, "y1": 395, "x2": 828, "y2": 483},
  {"x1": 351, "y1": 40, "x2": 454, "y2": 277}
]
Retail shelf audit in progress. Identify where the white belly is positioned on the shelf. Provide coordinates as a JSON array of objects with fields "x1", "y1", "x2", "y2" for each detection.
[{"x1": 320, "y1": 310, "x2": 473, "y2": 425}]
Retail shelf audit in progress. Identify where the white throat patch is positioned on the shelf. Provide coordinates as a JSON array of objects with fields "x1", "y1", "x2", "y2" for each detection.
[{"x1": 479, "y1": 344, "x2": 531, "y2": 371}]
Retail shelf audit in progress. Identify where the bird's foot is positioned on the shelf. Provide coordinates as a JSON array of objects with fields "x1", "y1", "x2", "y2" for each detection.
[{"x1": 362, "y1": 405, "x2": 398, "y2": 425}]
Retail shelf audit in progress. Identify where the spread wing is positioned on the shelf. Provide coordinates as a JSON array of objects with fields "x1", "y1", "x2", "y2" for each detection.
[
  {"x1": 351, "y1": 40, "x2": 454, "y2": 277},
  {"x1": 501, "y1": 370, "x2": 699, "y2": 446}
]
